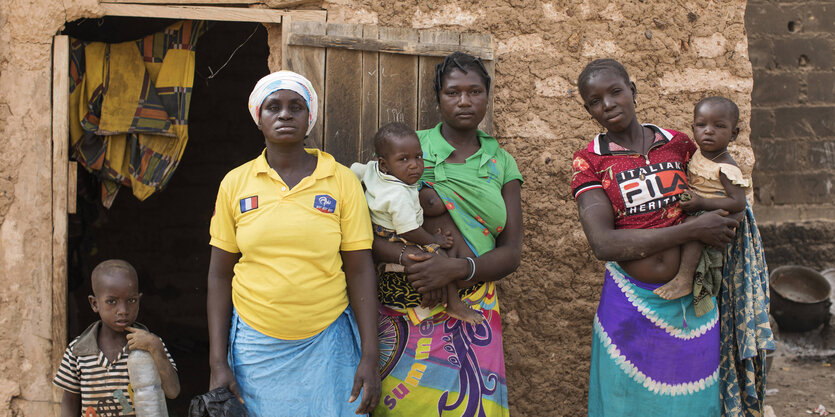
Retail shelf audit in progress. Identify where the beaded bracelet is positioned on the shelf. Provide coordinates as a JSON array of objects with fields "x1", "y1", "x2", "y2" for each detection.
[
  {"x1": 464, "y1": 257, "x2": 476, "y2": 281},
  {"x1": 398, "y1": 244, "x2": 406, "y2": 265}
]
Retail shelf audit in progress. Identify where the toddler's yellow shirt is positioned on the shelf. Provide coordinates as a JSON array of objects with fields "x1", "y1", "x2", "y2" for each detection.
[{"x1": 210, "y1": 148, "x2": 372, "y2": 340}]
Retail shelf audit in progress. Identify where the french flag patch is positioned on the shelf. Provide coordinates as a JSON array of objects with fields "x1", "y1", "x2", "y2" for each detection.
[
  {"x1": 313, "y1": 194, "x2": 336, "y2": 213},
  {"x1": 239, "y1": 196, "x2": 258, "y2": 213}
]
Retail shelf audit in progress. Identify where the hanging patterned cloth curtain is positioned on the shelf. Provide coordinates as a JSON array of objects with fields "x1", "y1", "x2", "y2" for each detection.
[{"x1": 68, "y1": 20, "x2": 209, "y2": 207}]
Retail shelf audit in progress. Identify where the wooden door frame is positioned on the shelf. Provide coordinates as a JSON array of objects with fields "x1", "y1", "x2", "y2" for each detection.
[
  {"x1": 49, "y1": 7, "x2": 326, "y2": 409},
  {"x1": 51, "y1": 36, "x2": 70, "y2": 400}
]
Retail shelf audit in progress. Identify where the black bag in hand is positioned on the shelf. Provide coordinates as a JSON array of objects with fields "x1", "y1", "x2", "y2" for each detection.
[{"x1": 188, "y1": 387, "x2": 248, "y2": 417}]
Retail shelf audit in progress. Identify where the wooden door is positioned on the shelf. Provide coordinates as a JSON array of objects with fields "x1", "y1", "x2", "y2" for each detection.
[{"x1": 281, "y1": 19, "x2": 495, "y2": 166}]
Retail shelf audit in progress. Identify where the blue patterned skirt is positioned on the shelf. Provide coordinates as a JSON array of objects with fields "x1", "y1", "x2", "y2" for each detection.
[
  {"x1": 228, "y1": 307, "x2": 364, "y2": 417},
  {"x1": 589, "y1": 262, "x2": 721, "y2": 416},
  {"x1": 719, "y1": 206, "x2": 774, "y2": 417}
]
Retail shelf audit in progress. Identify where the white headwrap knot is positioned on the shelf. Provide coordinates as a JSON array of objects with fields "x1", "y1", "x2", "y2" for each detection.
[{"x1": 248, "y1": 70, "x2": 318, "y2": 136}]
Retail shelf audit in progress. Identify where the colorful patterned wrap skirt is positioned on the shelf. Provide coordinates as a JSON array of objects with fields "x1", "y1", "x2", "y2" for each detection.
[
  {"x1": 374, "y1": 282, "x2": 509, "y2": 417},
  {"x1": 589, "y1": 262, "x2": 721, "y2": 416}
]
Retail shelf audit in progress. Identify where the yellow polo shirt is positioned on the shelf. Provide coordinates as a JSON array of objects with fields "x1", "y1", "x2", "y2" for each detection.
[{"x1": 210, "y1": 148, "x2": 372, "y2": 340}]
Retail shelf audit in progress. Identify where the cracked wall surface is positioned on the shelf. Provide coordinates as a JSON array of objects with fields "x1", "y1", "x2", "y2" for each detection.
[{"x1": 0, "y1": 0, "x2": 752, "y2": 415}]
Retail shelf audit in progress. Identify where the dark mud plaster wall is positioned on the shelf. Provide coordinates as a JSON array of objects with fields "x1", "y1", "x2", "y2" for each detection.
[
  {"x1": 746, "y1": 0, "x2": 834, "y2": 271},
  {"x1": 321, "y1": 1, "x2": 753, "y2": 415},
  {"x1": 0, "y1": 0, "x2": 753, "y2": 416},
  {"x1": 758, "y1": 221, "x2": 835, "y2": 271}
]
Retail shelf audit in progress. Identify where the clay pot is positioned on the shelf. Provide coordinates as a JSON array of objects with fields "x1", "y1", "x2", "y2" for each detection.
[{"x1": 769, "y1": 265, "x2": 832, "y2": 333}]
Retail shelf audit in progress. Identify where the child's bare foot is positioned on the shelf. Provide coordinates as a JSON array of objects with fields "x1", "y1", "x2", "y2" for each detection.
[
  {"x1": 445, "y1": 296, "x2": 484, "y2": 324},
  {"x1": 654, "y1": 274, "x2": 693, "y2": 300}
]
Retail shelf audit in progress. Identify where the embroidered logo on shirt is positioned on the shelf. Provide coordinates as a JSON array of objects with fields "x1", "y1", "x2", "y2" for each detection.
[
  {"x1": 239, "y1": 196, "x2": 259, "y2": 213},
  {"x1": 615, "y1": 161, "x2": 688, "y2": 215},
  {"x1": 313, "y1": 194, "x2": 336, "y2": 213}
]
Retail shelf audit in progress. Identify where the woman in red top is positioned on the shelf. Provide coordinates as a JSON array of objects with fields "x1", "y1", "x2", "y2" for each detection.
[{"x1": 571, "y1": 58, "x2": 738, "y2": 416}]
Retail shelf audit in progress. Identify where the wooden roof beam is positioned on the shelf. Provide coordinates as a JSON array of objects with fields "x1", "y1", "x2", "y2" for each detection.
[
  {"x1": 286, "y1": 30, "x2": 493, "y2": 60},
  {"x1": 99, "y1": 3, "x2": 326, "y2": 23}
]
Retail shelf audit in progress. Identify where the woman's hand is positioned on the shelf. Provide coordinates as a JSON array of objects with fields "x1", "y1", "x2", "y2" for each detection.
[
  {"x1": 341, "y1": 249, "x2": 380, "y2": 414},
  {"x1": 689, "y1": 209, "x2": 739, "y2": 248},
  {"x1": 405, "y1": 253, "x2": 465, "y2": 293},
  {"x1": 209, "y1": 362, "x2": 242, "y2": 403},
  {"x1": 349, "y1": 355, "x2": 381, "y2": 414},
  {"x1": 678, "y1": 192, "x2": 703, "y2": 213},
  {"x1": 399, "y1": 245, "x2": 426, "y2": 268}
]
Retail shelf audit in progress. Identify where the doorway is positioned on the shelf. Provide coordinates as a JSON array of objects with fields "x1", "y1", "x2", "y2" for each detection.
[{"x1": 63, "y1": 17, "x2": 269, "y2": 415}]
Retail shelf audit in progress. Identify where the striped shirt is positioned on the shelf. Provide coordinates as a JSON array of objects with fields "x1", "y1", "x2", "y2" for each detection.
[{"x1": 53, "y1": 321, "x2": 177, "y2": 417}]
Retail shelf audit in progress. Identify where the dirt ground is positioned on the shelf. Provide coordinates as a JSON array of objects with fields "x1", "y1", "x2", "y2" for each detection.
[
  {"x1": 765, "y1": 322, "x2": 835, "y2": 417},
  {"x1": 767, "y1": 356, "x2": 835, "y2": 416}
]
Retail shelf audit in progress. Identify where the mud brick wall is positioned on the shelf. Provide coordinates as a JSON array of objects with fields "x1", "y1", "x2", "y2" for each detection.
[
  {"x1": 746, "y1": 0, "x2": 835, "y2": 271},
  {"x1": 746, "y1": 0, "x2": 835, "y2": 218}
]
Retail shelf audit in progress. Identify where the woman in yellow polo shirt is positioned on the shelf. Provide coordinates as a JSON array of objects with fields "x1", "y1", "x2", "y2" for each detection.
[{"x1": 206, "y1": 71, "x2": 380, "y2": 416}]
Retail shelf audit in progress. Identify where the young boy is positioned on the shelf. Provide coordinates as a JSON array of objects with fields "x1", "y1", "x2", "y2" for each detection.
[
  {"x1": 54, "y1": 259, "x2": 180, "y2": 417},
  {"x1": 351, "y1": 122, "x2": 483, "y2": 324}
]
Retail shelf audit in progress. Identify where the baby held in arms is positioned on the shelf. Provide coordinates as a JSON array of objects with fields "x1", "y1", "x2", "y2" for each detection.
[{"x1": 352, "y1": 122, "x2": 483, "y2": 324}]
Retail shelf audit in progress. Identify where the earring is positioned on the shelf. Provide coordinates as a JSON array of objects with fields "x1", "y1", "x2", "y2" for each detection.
[{"x1": 634, "y1": 97, "x2": 639, "y2": 107}]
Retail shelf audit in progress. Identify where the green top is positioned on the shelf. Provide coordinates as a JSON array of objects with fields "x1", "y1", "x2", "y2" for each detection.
[{"x1": 417, "y1": 123, "x2": 523, "y2": 256}]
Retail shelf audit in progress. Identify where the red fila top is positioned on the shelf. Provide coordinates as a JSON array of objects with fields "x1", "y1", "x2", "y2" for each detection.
[{"x1": 571, "y1": 124, "x2": 697, "y2": 230}]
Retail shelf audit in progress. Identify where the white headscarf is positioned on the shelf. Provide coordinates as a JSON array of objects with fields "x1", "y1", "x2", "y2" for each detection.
[{"x1": 248, "y1": 70, "x2": 318, "y2": 136}]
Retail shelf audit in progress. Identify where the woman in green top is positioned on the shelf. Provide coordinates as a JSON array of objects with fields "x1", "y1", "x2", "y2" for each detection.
[{"x1": 372, "y1": 52, "x2": 523, "y2": 417}]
